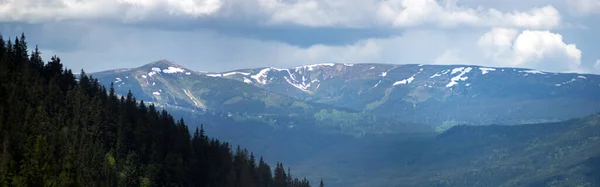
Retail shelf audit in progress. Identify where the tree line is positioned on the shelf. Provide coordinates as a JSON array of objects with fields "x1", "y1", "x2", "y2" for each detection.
[{"x1": 0, "y1": 33, "x2": 323, "y2": 187}]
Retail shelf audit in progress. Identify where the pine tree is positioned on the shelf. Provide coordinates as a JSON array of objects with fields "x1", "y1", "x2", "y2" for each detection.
[{"x1": 274, "y1": 163, "x2": 287, "y2": 187}]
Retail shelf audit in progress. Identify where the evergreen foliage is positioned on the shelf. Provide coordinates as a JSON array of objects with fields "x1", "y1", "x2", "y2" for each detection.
[{"x1": 0, "y1": 33, "x2": 316, "y2": 187}]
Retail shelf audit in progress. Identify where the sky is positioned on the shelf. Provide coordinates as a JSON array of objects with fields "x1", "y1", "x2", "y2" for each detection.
[{"x1": 0, "y1": 0, "x2": 600, "y2": 74}]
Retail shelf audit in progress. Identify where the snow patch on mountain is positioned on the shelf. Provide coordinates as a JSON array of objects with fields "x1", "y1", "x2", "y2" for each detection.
[
  {"x1": 296, "y1": 63, "x2": 335, "y2": 71},
  {"x1": 557, "y1": 78, "x2": 578, "y2": 86},
  {"x1": 185, "y1": 72, "x2": 192, "y2": 75},
  {"x1": 430, "y1": 69, "x2": 451, "y2": 79},
  {"x1": 344, "y1": 63, "x2": 354, "y2": 67},
  {"x1": 430, "y1": 73, "x2": 442, "y2": 78},
  {"x1": 578, "y1": 76, "x2": 586, "y2": 79},
  {"x1": 141, "y1": 75, "x2": 147, "y2": 79},
  {"x1": 284, "y1": 77, "x2": 312, "y2": 93},
  {"x1": 251, "y1": 68, "x2": 273, "y2": 84},
  {"x1": 152, "y1": 91, "x2": 160, "y2": 96},
  {"x1": 182, "y1": 89, "x2": 197, "y2": 105},
  {"x1": 243, "y1": 77, "x2": 252, "y2": 84},
  {"x1": 222, "y1": 71, "x2": 251, "y2": 76},
  {"x1": 151, "y1": 67, "x2": 161, "y2": 72},
  {"x1": 163, "y1": 67, "x2": 184, "y2": 74},
  {"x1": 275, "y1": 67, "x2": 290, "y2": 72},
  {"x1": 370, "y1": 67, "x2": 375, "y2": 70},
  {"x1": 479, "y1": 67, "x2": 496, "y2": 75},
  {"x1": 380, "y1": 72, "x2": 387, "y2": 77},
  {"x1": 522, "y1": 70, "x2": 546, "y2": 74},
  {"x1": 447, "y1": 82, "x2": 459, "y2": 88},
  {"x1": 447, "y1": 67, "x2": 472, "y2": 87},
  {"x1": 182, "y1": 88, "x2": 204, "y2": 109},
  {"x1": 394, "y1": 76, "x2": 414, "y2": 85},
  {"x1": 451, "y1": 67, "x2": 465, "y2": 75},
  {"x1": 115, "y1": 77, "x2": 122, "y2": 83},
  {"x1": 280, "y1": 68, "x2": 320, "y2": 93},
  {"x1": 206, "y1": 74, "x2": 222, "y2": 77},
  {"x1": 372, "y1": 80, "x2": 382, "y2": 88},
  {"x1": 148, "y1": 72, "x2": 157, "y2": 77},
  {"x1": 394, "y1": 69, "x2": 422, "y2": 86}
]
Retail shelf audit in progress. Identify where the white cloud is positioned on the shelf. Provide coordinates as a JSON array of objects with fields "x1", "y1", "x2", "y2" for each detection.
[
  {"x1": 478, "y1": 28, "x2": 519, "y2": 60},
  {"x1": 513, "y1": 31, "x2": 582, "y2": 69},
  {"x1": 255, "y1": 0, "x2": 373, "y2": 27},
  {"x1": 377, "y1": 0, "x2": 560, "y2": 29},
  {"x1": 478, "y1": 28, "x2": 583, "y2": 72},
  {"x1": 567, "y1": 0, "x2": 600, "y2": 15},
  {"x1": 0, "y1": 0, "x2": 222, "y2": 23},
  {"x1": 0, "y1": 0, "x2": 561, "y2": 29},
  {"x1": 258, "y1": 0, "x2": 561, "y2": 29}
]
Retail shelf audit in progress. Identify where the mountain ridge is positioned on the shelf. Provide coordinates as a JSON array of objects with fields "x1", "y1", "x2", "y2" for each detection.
[
  {"x1": 92, "y1": 60, "x2": 600, "y2": 129},
  {"x1": 201, "y1": 61, "x2": 600, "y2": 126},
  {"x1": 91, "y1": 60, "x2": 432, "y2": 136}
]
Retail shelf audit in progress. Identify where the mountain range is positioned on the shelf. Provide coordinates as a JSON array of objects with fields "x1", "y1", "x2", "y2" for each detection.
[
  {"x1": 91, "y1": 60, "x2": 600, "y2": 186},
  {"x1": 93, "y1": 60, "x2": 600, "y2": 131}
]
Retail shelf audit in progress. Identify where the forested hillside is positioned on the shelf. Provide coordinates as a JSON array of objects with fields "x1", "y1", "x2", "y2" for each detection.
[
  {"x1": 0, "y1": 33, "x2": 315, "y2": 186},
  {"x1": 289, "y1": 114, "x2": 600, "y2": 187}
]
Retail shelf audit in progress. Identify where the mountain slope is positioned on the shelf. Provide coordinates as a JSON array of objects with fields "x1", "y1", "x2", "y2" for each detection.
[
  {"x1": 213, "y1": 63, "x2": 600, "y2": 127},
  {"x1": 92, "y1": 60, "x2": 431, "y2": 135}
]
